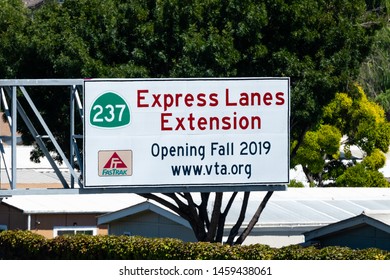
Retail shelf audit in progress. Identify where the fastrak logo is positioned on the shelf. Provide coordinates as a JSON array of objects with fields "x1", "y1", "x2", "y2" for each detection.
[{"x1": 98, "y1": 150, "x2": 133, "y2": 177}]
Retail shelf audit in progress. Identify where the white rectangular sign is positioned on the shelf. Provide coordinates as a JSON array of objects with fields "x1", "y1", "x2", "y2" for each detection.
[{"x1": 83, "y1": 78, "x2": 290, "y2": 190}]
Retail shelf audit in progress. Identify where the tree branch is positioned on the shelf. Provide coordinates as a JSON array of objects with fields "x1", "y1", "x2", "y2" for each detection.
[
  {"x1": 206, "y1": 192, "x2": 222, "y2": 241},
  {"x1": 234, "y1": 191, "x2": 274, "y2": 245},
  {"x1": 139, "y1": 192, "x2": 207, "y2": 241},
  {"x1": 138, "y1": 193, "x2": 184, "y2": 217},
  {"x1": 183, "y1": 192, "x2": 208, "y2": 241},
  {"x1": 216, "y1": 192, "x2": 238, "y2": 242},
  {"x1": 199, "y1": 193, "x2": 210, "y2": 229},
  {"x1": 226, "y1": 192, "x2": 250, "y2": 245},
  {"x1": 291, "y1": 126, "x2": 309, "y2": 160}
]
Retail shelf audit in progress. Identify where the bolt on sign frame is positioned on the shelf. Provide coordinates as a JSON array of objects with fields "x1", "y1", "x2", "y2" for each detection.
[{"x1": 0, "y1": 78, "x2": 289, "y2": 196}]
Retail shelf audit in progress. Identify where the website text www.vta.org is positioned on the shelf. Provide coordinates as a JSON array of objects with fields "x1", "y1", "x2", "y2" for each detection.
[{"x1": 170, "y1": 162, "x2": 252, "y2": 179}]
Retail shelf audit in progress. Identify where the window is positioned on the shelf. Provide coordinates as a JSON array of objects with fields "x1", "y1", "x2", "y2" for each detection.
[
  {"x1": 0, "y1": 225, "x2": 7, "y2": 232},
  {"x1": 53, "y1": 226, "x2": 97, "y2": 237}
]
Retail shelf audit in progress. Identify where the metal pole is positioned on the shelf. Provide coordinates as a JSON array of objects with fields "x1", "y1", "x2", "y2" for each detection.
[
  {"x1": 1, "y1": 88, "x2": 14, "y2": 188},
  {"x1": 0, "y1": 87, "x2": 2, "y2": 189},
  {"x1": 70, "y1": 86, "x2": 75, "y2": 188},
  {"x1": 11, "y1": 86, "x2": 17, "y2": 190},
  {"x1": 27, "y1": 214, "x2": 31, "y2": 230}
]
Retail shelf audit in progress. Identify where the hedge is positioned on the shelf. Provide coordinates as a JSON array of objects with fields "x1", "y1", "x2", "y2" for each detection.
[{"x1": 0, "y1": 230, "x2": 389, "y2": 260}]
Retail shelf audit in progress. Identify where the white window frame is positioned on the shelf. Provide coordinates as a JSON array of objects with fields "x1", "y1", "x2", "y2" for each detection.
[
  {"x1": 0, "y1": 224, "x2": 7, "y2": 232},
  {"x1": 53, "y1": 226, "x2": 97, "y2": 237}
]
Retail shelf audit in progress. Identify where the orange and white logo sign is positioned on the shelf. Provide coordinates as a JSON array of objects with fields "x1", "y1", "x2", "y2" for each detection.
[{"x1": 98, "y1": 150, "x2": 132, "y2": 176}]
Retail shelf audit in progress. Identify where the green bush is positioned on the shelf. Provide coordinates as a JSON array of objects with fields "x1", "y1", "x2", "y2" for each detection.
[
  {"x1": 288, "y1": 179, "x2": 305, "y2": 188},
  {"x1": 1, "y1": 230, "x2": 389, "y2": 260},
  {"x1": 0, "y1": 230, "x2": 47, "y2": 259}
]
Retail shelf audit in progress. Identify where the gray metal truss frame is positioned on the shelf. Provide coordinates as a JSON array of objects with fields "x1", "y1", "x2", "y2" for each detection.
[
  {"x1": 0, "y1": 79, "x2": 83, "y2": 196},
  {"x1": 0, "y1": 79, "x2": 287, "y2": 196}
]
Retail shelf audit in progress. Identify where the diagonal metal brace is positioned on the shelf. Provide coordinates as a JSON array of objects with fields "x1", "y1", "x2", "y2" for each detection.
[
  {"x1": 3, "y1": 86, "x2": 72, "y2": 188},
  {"x1": 18, "y1": 86, "x2": 82, "y2": 188}
]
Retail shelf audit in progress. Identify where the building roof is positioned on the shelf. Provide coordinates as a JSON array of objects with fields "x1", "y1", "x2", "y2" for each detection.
[
  {"x1": 0, "y1": 145, "x2": 75, "y2": 190},
  {"x1": 225, "y1": 188, "x2": 390, "y2": 227},
  {"x1": 23, "y1": 0, "x2": 45, "y2": 8},
  {"x1": 97, "y1": 200, "x2": 192, "y2": 229},
  {"x1": 0, "y1": 193, "x2": 145, "y2": 214},
  {"x1": 2, "y1": 188, "x2": 390, "y2": 228},
  {"x1": 304, "y1": 211, "x2": 390, "y2": 241}
]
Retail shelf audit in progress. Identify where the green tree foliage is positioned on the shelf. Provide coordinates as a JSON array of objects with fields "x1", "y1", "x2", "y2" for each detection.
[
  {"x1": 323, "y1": 85, "x2": 390, "y2": 154},
  {"x1": 264, "y1": 0, "x2": 382, "y2": 157},
  {"x1": 0, "y1": 0, "x2": 30, "y2": 78},
  {"x1": 19, "y1": 0, "x2": 146, "y2": 78},
  {"x1": 292, "y1": 124, "x2": 342, "y2": 187},
  {"x1": 1, "y1": 0, "x2": 382, "y2": 163},
  {"x1": 288, "y1": 179, "x2": 305, "y2": 188},
  {"x1": 336, "y1": 149, "x2": 389, "y2": 187},
  {"x1": 358, "y1": 25, "x2": 390, "y2": 101},
  {"x1": 294, "y1": 85, "x2": 390, "y2": 187},
  {"x1": 358, "y1": 1, "x2": 390, "y2": 116}
]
